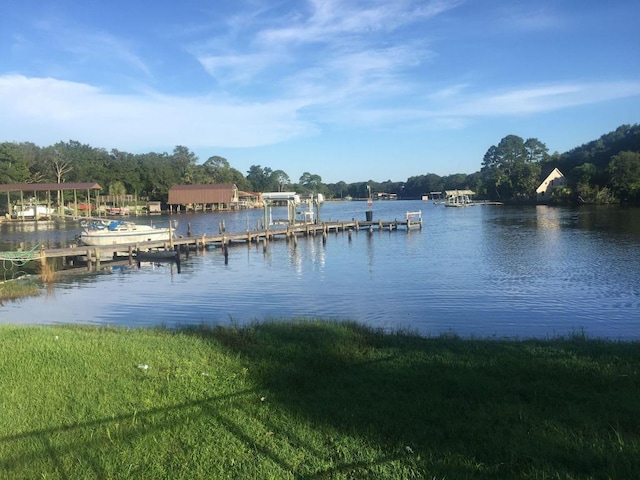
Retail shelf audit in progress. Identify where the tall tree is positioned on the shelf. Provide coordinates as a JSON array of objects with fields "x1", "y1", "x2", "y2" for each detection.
[
  {"x1": 0, "y1": 142, "x2": 30, "y2": 184},
  {"x1": 271, "y1": 170, "x2": 291, "y2": 192},
  {"x1": 608, "y1": 151, "x2": 640, "y2": 203},
  {"x1": 171, "y1": 145, "x2": 198, "y2": 184},
  {"x1": 246, "y1": 165, "x2": 274, "y2": 191},
  {"x1": 481, "y1": 135, "x2": 546, "y2": 200},
  {"x1": 299, "y1": 172, "x2": 322, "y2": 192},
  {"x1": 524, "y1": 138, "x2": 549, "y2": 163},
  {"x1": 108, "y1": 180, "x2": 127, "y2": 207},
  {"x1": 51, "y1": 149, "x2": 73, "y2": 206}
]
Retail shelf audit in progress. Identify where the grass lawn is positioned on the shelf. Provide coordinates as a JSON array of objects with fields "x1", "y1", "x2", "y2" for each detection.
[{"x1": 1, "y1": 320, "x2": 638, "y2": 479}]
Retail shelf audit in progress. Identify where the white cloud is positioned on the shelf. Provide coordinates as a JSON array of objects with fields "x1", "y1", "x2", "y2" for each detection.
[
  {"x1": 1, "y1": 71, "x2": 638, "y2": 155},
  {"x1": 450, "y1": 82, "x2": 640, "y2": 116},
  {"x1": 0, "y1": 75, "x2": 314, "y2": 150}
]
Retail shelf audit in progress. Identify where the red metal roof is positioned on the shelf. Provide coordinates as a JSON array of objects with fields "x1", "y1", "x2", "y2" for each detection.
[
  {"x1": 168, "y1": 184, "x2": 237, "y2": 205},
  {"x1": 0, "y1": 182, "x2": 102, "y2": 192}
]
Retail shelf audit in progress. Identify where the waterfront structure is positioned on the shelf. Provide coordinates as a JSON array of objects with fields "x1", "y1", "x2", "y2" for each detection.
[
  {"x1": 444, "y1": 190, "x2": 475, "y2": 207},
  {"x1": 167, "y1": 184, "x2": 259, "y2": 212},
  {"x1": 0, "y1": 182, "x2": 103, "y2": 219},
  {"x1": 536, "y1": 168, "x2": 566, "y2": 202}
]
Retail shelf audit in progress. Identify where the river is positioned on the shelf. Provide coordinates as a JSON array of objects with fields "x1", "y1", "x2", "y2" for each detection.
[{"x1": 1, "y1": 201, "x2": 639, "y2": 339}]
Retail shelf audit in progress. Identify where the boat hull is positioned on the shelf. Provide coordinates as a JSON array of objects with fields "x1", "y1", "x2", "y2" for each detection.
[
  {"x1": 79, "y1": 225, "x2": 172, "y2": 246},
  {"x1": 12, "y1": 205, "x2": 56, "y2": 219},
  {"x1": 135, "y1": 249, "x2": 179, "y2": 262}
]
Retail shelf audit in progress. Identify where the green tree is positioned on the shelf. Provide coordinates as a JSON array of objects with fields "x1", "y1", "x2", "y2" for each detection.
[
  {"x1": 608, "y1": 151, "x2": 640, "y2": 203},
  {"x1": 0, "y1": 143, "x2": 30, "y2": 184},
  {"x1": 299, "y1": 172, "x2": 323, "y2": 193},
  {"x1": 200, "y1": 156, "x2": 232, "y2": 183},
  {"x1": 137, "y1": 152, "x2": 176, "y2": 202},
  {"x1": 108, "y1": 180, "x2": 127, "y2": 207},
  {"x1": 246, "y1": 165, "x2": 274, "y2": 192},
  {"x1": 481, "y1": 135, "x2": 546, "y2": 200},
  {"x1": 524, "y1": 138, "x2": 549, "y2": 163},
  {"x1": 171, "y1": 146, "x2": 198, "y2": 184},
  {"x1": 271, "y1": 170, "x2": 291, "y2": 192}
]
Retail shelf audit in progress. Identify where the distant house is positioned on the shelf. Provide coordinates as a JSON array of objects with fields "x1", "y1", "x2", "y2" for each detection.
[{"x1": 536, "y1": 168, "x2": 566, "y2": 202}]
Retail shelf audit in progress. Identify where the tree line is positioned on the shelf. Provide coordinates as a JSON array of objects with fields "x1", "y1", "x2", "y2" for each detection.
[{"x1": 1, "y1": 124, "x2": 639, "y2": 207}]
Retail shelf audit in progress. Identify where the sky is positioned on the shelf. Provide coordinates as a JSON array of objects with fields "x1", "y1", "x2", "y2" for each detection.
[{"x1": 1, "y1": 1, "x2": 639, "y2": 184}]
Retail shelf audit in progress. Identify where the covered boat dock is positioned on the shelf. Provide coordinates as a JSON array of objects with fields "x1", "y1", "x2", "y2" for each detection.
[{"x1": 0, "y1": 182, "x2": 102, "y2": 220}]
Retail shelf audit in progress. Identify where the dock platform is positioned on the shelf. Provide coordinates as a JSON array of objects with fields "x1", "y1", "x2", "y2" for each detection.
[{"x1": 4, "y1": 216, "x2": 422, "y2": 272}]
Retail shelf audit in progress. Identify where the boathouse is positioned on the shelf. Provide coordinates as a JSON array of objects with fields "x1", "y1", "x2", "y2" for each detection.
[
  {"x1": 167, "y1": 184, "x2": 260, "y2": 212},
  {"x1": 536, "y1": 168, "x2": 566, "y2": 202},
  {"x1": 0, "y1": 182, "x2": 102, "y2": 219}
]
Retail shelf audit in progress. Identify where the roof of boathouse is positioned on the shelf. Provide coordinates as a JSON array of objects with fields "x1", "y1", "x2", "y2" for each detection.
[
  {"x1": 444, "y1": 189, "x2": 475, "y2": 197},
  {"x1": 168, "y1": 183, "x2": 238, "y2": 205},
  {"x1": 0, "y1": 182, "x2": 102, "y2": 193}
]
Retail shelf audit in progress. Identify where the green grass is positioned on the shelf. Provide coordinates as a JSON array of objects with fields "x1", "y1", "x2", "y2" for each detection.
[{"x1": 1, "y1": 320, "x2": 638, "y2": 479}]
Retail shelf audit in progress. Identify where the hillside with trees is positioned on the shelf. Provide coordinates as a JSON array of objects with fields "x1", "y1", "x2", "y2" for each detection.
[{"x1": 1, "y1": 124, "x2": 639, "y2": 210}]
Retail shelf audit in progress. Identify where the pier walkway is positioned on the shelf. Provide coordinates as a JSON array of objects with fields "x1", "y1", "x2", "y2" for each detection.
[{"x1": 8, "y1": 215, "x2": 422, "y2": 272}]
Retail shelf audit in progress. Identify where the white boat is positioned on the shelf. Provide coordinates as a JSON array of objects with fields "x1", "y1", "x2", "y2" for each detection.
[
  {"x1": 13, "y1": 204, "x2": 56, "y2": 219},
  {"x1": 79, "y1": 220, "x2": 173, "y2": 246}
]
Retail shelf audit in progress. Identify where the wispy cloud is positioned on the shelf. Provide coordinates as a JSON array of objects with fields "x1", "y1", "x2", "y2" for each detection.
[
  {"x1": 194, "y1": 0, "x2": 450, "y2": 111},
  {"x1": 4, "y1": 72, "x2": 637, "y2": 154},
  {"x1": 449, "y1": 82, "x2": 640, "y2": 116},
  {"x1": 497, "y1": 5, "x2": 563, "y2": 31},
  {"x1": 0, "y1": 75, "x2": 314, "y2": 150},
  {"x1": 29, "y1": 15, "x2": 153, "y2": 81}
]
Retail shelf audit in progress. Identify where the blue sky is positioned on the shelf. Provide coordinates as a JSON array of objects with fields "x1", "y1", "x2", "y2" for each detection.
[{"x1": 1, "y1": 0, "x2": 639, "y2": 183}]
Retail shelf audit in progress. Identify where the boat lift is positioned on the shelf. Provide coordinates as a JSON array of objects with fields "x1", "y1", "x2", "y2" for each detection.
[{"x1": 261, "y1": 192, "x2": 324, "y2": 227}]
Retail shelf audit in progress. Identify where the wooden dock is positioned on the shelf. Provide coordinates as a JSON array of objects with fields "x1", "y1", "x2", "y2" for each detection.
[{"x1": 7, "y1": 216, "x2": 422, "y2": 272}]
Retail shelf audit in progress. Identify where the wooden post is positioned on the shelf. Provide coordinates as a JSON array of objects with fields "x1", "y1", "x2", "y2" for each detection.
[
  {"x1": 128, "y1": 245, "x2": 134, "y2": 265},
  {"x1": 223, "y1": 242, "x2": 229, "y2": 264},
  {"x1": 39, "y1": 246, "x2": 47, "y2": 281},
  {"x1": 86, "y1": 249, "x2": 93, "y2": 271},
  {"x1": 94, "y1": 249, "x2": 101, "y2": 269}
]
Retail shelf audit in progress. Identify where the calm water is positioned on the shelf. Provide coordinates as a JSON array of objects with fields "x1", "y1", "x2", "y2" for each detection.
[{"x1": 2, "y1": 201, "x2": 639, "y2": 339}]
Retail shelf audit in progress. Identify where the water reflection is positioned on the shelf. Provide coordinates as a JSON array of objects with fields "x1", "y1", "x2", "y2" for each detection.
[{"x1": 1, "y1": 202, "x2": 639, "y2": 339}]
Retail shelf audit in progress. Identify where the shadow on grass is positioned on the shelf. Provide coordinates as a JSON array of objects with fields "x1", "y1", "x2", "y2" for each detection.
[
  {"x1": 186, "y1": 319, "x2": 640, "y2": 479},
  {"x1": 0, "y1": 390, "x2": 257, "y2": 478}
]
